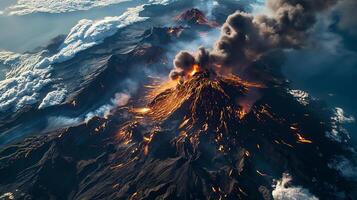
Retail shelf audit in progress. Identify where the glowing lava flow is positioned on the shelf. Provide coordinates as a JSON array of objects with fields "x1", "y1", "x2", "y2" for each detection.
[
  {"x1": 189, "y1": 64, "x2": 200, "y2": 77},
  {"x1": 238, "y1": 109, "x2": 248, "y2": 120},
  {"x1": 131, "y1": 107, "x2": 151, "y2": 114},
  {"x1": 141, "y1": 63, "x2": 203, "y2": 113},
  {"x1": 145, "y1": 79, "x2": 180, "y2": 102},
  {"x1": 296, "y1": 133, "x2": 313, "y2": 144},
  {"x1": 140, "y1": 71, "x2": 263, "y2": 125},
  {"x1": 122, "y1": 70, "x2": 266, "y2": 156}
]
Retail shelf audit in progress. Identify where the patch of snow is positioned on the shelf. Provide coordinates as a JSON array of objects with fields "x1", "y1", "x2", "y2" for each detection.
[
  {"x1": 325, "y1": 107, "x2": 354, "y2": 143},
  {"x1": 332, "y1": 107, "x2": 355, "y2": 123},
  {"x1": 288, "y1": 89, "x2": 310, "y2": 106},
  {"x1": 0, "y1": 192, "x2": 14, "y2": 200},
  {"x1": 272, "y1": 173, "x2": 319, "y2": 200}
]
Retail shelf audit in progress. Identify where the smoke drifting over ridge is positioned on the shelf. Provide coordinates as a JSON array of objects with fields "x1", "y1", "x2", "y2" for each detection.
[{"x1": 170, "y1": 0, "x2": 339, "y2": 79}]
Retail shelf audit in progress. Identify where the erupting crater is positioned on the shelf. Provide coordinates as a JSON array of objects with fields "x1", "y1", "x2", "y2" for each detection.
[
  {"x1": 164, "y1": 72, "x2": 264, "y2": 147},
  {"x1": 1, "y1": 67, "x2": 353, "y2": 199},
  {"x1": 109, "y1": 67, "x2": 348, "y2": 199},
  {"x1": 0, "y1": 1, "x2": 355, "y2": 199},
  {"x1": 129, "y1": 70, "x2": 264, "y2": 153}
]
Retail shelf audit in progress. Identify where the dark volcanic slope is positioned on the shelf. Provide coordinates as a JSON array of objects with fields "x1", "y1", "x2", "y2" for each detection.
[{"x1": 0, "y1": 71, "x2": 356, "y2": 199}]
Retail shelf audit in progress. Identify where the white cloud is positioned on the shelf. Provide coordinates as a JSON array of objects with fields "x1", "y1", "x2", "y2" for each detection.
[
  {"x1": 332, "y1": 107, "x2": 355, "y2": 124},
  {"x1": 38, "y1": 88, "x2": 67, "y2": 109},
  {"x1": 272, "y1": 173, "x2": 319, "y2": 200},
  {"x1": 0, "y1": 68, "x2": 52, "y2": 111},
  {"x1": 325, "y1": 107, "x2": 354, "y2": 143},
  {"x1": 0, "y1": 50, "x2": 46, "y2": 78},
  {"x1": 0, "y1": 5, "x2": 148, "y2": 112},
  {"x1": 1, "y1": 0, "x2": 179, "y2": 16},
  {"x1": 0, "y1": 0, "x2": 180, "y2": 113},
  {"x1": 50, "y1": 5, "x2": 148, "y2": 66},
  {"x1": 1, "y1": 0, "x2": 130, "y2": 16}
]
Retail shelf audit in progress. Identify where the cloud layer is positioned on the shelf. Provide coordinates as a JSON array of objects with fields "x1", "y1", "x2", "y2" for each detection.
[
  {"x1": 1, "y1": 0, "x2": 130, "y2": 16},
  {"x1": 0, "y1": 0, "x2": 179, "y2": 113},
  {"x1": 0, "y1": 4, "x2": 148, "y2": 112},
  {"x1": 0, "y1": 0, "x2": 178, "y2": 16}
]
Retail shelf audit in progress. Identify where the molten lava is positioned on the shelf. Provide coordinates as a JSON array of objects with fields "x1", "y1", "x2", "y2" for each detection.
[
  {"x1": 296, "y1": 133, "x2": 313, "y2": 144},
  {"x1": 126, "y1": 70, "x2": 265, "y2": 153},
  {"x1": 238, "y1": 109, "x2": 248, "y2": 120},
  {"x1": 189, "y1": 64, "x2": 200, "y2": 77},
  {"x1": 131, "y1": 107, "x2": 151, "y2": 114},
  {"x1": 141, "y1": 71, "x2": 264, "y2": 126},
  {"x1": 144, "y1": 79, "x2": 180, "y2": 102},
  {"x1": 4, "y1": 67, "x2": 353, "y2": 200},
  {"x1": 98, "y1": 66, "x2": 346, "y2": 199}
]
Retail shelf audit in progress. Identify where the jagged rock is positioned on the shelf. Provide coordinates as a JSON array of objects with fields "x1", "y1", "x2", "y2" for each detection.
[{"x1": 1, "y1": 71, "x2": 355, "y2": 199}]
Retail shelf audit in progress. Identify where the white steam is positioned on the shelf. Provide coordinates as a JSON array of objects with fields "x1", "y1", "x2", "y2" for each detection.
[
  {"x1": 85, "y1": 92, "x2": 131, "y2": 121},
  {"x1": 288, "y1": 89, "x2": 310, "y2": 106}
]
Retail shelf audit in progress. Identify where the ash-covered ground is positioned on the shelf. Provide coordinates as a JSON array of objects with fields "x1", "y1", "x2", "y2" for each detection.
[{"x1": 0, "y1": 0, "x2": 357, "y2": 199}]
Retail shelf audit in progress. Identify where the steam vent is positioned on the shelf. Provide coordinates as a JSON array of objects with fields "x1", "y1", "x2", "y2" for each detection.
[{"x1": 0, "y1": 0, "x2": 357, "y2": 200}]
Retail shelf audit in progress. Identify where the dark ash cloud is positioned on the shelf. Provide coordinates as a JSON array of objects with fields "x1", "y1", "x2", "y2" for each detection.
[{"x1": 170, "y1": 0, "x2": 340, "y2": 79}]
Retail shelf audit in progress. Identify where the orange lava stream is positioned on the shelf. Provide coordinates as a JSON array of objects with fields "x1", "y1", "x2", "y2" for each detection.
[{"x1": 189, "y1": 64, "x2": 200, "y2": 77}]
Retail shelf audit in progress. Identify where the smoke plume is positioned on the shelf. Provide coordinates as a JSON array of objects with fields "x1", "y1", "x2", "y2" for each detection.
[{"x1": 170, "y1": 0, "x2": 339, "y2": 79}]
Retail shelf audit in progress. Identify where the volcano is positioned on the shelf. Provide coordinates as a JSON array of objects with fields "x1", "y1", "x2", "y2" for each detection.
[
  {"x1": 174, "y1": 8, "x2": 219, "y2": 28},
  {"x1": 0, "y1": 70, "x2": 355, "y2": 199}
]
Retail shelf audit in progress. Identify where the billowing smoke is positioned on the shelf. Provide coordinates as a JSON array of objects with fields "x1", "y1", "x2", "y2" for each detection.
[
  {"x1": 170, "y1": 0, "x2": 339, "y2": 79},
  {"x1": 170, "y1": 51, "x2": 195, "y2": 80},
  {"x1": 169, "y1": 47, "x2": 211, "y2": 80}
]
